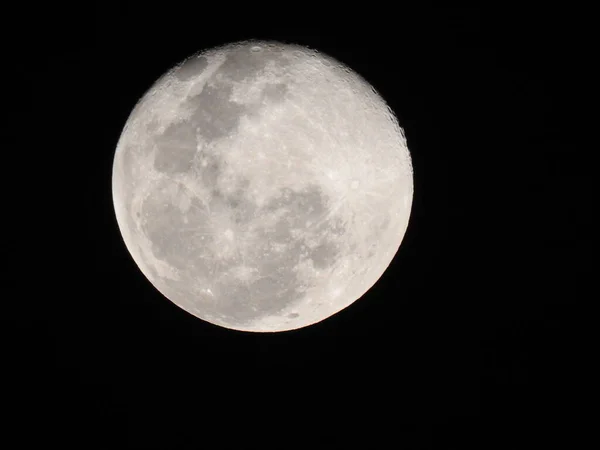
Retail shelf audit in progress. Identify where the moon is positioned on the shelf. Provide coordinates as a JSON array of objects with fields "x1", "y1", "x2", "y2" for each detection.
[{"x1": 112, "y1": 41, "x2": 413, "y2": 332}]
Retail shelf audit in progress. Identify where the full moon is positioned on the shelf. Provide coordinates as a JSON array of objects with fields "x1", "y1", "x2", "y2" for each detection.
[{"x1": 112, "y1": 41, "x2": 413, "y2": 332}]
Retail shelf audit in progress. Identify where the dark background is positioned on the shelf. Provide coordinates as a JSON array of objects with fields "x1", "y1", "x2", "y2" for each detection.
[{"x1": 4, "y1": 4, "x2": 590, "y2": 448}]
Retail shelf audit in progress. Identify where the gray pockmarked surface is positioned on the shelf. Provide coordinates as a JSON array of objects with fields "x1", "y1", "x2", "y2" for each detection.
[{"x1": 112, "y1": 41, "x2": 413, "y2": 332}]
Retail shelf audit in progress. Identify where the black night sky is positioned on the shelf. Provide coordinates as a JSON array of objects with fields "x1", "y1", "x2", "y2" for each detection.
[{"x1": 4, "y1": 4, "x2": 590, "y2": 448}]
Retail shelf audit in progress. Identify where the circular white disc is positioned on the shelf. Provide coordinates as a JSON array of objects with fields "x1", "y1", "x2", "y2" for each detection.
[{"x1": 112, "y1": 40, "x2": 413, "y2": 332}]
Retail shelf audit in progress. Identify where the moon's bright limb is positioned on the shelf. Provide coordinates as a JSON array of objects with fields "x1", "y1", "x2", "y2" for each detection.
[{"x1": 112, "y1": 41, "x2": 413, "y2": 332}]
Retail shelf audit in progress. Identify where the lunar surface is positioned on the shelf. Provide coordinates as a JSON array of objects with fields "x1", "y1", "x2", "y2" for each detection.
[{"x1": 112, "y1": 41, "x2": 413, "y2": 332}]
